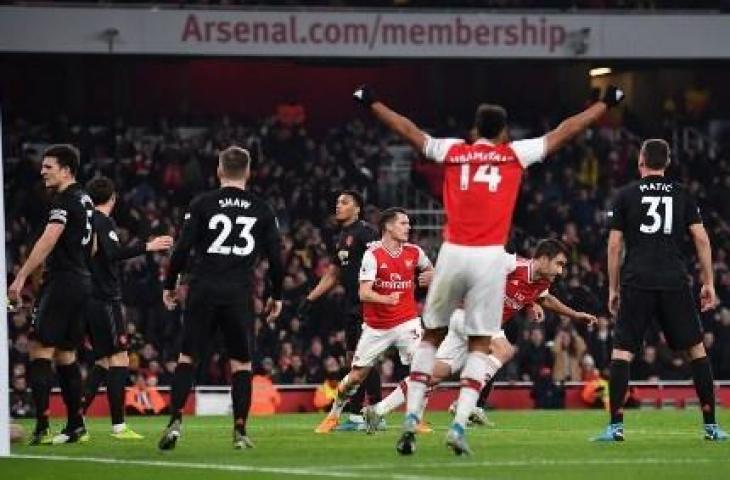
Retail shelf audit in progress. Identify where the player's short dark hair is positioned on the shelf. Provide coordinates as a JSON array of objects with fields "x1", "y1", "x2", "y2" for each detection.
[
  {"x1": 339, "y1": 189, "x2": 364, "y2": 210},
  {"x1": 86, "y1": 176, "x2": 116, "y2": 205},
  {"x1": 474, "y1": 104, "x2": 508, "y2": 139},
  {"x1": 43, "y1": 144, "x2": 80, "y2": 176},
  {"x1": 533, "y1": 238, "x2": 569, "y2": 260},
  {"x1": 219, "y1": 146, "x2": 251, "y2": 179},
  {"x1": 640, "y1": 138, "x2": 671, "y2": 170},
  {"x1": 378, "y1": 207, "x2": 408, "y2": 233}
]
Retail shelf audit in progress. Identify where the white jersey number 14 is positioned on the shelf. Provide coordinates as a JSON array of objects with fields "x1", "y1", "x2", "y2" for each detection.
[{"x1": 460, "y1": 164, "x2": 502, "y2": 192}]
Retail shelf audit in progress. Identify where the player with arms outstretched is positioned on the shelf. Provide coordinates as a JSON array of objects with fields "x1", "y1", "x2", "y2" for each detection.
[
  {"x1": 354, "y1": 84, "x2": 624, "y2": 455},
  {"x1": 315, "y1": 207, "x2": 433, "y2": 433}
]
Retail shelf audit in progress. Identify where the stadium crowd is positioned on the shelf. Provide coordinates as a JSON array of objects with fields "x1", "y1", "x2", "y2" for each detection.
[{"x1": 5, "y1": 103, "x2": 730, "y2": 417}]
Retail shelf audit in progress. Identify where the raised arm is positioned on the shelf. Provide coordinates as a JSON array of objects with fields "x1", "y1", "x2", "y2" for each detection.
[
  {"x1": 354, "y1": 85, "x2": 428, "y2": 153},
  {"x1": 544, "y1": 86, "x2": 624, "y2": 157}
]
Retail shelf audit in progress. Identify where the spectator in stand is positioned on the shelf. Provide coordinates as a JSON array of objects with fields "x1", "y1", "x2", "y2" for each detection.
[
  {"x1": 10, "y1": 375, "x2": 35, "y2": 419},
  {"x1": 2, "y1": 108, "x2": 729, "y2": 386},
  {"x1": 250, "y1": 367, "x2": 282, "y2": 416},
  {"x1": 631, "y1": 345, "x2": 661, "y2": 382},
  {"x1": 587, "y1": 315, "x2": 613, "y2": 377},
  {"x1": 519, "y1": 327, "x2": 553, "y2": 382},
  {"x1": 552, "y1": 329, "x2": 588, "y2": 383},
  {"x1": 125, "y1": 374, "x2": 166, "y2": 415}
]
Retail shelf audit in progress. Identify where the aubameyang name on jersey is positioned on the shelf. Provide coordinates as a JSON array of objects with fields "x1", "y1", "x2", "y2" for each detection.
[
  {"x1": 639, "y1": 182, "x2": 673, "y2": 193},
  {"x1": 219, "y1": 198, "x2": 251, "y2": 209},
  {"x1": 450, "y1": 150, "x2": 513, "y2": 164}
]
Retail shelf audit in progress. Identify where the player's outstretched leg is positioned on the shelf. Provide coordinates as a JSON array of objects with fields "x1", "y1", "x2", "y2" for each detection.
[
  {"x1": 591, "y1": 357, "x2": 629, "y2": 442},
  {"x1": 316, "y1": 372, "x2": 362, "y2": 433},
  {"x1": 158, "y1": 361, "x2": 195, "y2": 450}
]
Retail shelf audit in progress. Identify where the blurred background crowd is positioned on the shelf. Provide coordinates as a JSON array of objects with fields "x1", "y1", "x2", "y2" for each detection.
[{"x1": 5, "y1": 88, "x2": 730, "y2": 417}]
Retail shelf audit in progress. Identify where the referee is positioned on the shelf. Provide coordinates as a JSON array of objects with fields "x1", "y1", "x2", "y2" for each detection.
[{"x1": 593, "y1": 139, "x2": 728, "y2": 442}]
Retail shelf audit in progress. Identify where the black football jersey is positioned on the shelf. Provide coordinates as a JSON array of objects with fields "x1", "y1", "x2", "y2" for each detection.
[
  {"x1": 332, "y1": 220, "x2": 378, "y2": 308},
  {"x1": 89, "y1": 211, "x2": 146, "y2": 300},
  {"x1": 607, "y1": 175, "x2": 702, "y2": 290},
  {"x1": 165, "y1": 186, "x2": 283, "y2": 299},
  {"x1": 45, "y1": 183, "x2": 94, "y2": 278}
]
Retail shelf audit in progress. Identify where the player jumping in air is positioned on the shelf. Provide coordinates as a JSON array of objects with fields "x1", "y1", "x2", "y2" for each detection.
[{"x1": 354, "y1": 83, "x2": 624, "y2": 455}]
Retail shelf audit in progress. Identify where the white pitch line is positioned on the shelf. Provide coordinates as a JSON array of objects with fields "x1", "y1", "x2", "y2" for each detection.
[
  {"x1": 9, "y1": 454, "x2": 365, "y2": 479},
  {"x1": 7, "y1": 454, "x2": 472, "y2": 480},
  {"x1": 329, "y1": 456, "x2": 730, "y2": 470}
]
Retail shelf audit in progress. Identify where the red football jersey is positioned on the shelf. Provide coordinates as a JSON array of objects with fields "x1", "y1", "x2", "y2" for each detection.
[
  {"x1": 359, "y1": 242, "x2": 432, "y2": 329},
  {"x1": 423, "y1": 137, "x2": 545, "y2": 246},
  {"x1": 502, "y1": 257, "x2": 552, "y2": 324}
]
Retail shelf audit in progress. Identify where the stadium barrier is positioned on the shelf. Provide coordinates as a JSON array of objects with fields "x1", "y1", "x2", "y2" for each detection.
[{"x1": 45, "y1": 381, "x2": 730, "y2": 417}]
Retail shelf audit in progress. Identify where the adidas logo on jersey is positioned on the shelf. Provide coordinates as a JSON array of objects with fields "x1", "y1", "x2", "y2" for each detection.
[{"x1": 380, "y1": 263, "x2": 388, "y2": 269}]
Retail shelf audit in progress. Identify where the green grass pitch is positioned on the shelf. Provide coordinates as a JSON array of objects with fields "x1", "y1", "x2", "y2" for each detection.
[{"x1": 3, "y1": 410, "x2": 729, "y2": 479}]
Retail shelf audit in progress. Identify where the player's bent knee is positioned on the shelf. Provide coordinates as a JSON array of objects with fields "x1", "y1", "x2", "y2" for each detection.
[
  {"x1": 490, "y1": 340, "x2": 515, "y2": 364},
  {"x1": 348, "y1": 366, "x2": 370, "y2": 384},
  {"x1": 431, "y1": 362, "x2": 451, "y2": 383}
]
